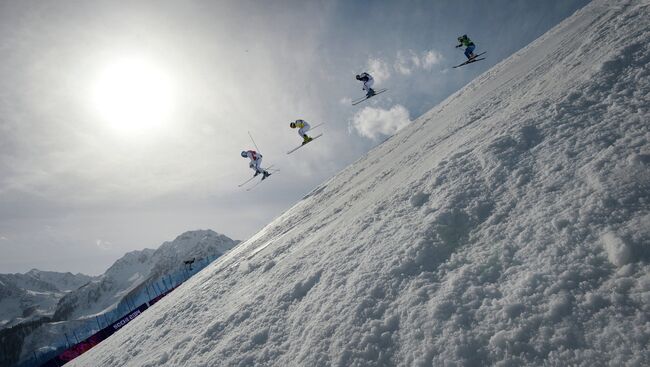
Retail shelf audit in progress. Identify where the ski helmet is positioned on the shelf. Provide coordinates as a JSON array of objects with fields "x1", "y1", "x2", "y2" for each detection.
[
  {"x1": 290, "y1": 122, "x2": 296, "y2": 128},
  {"x1": 241, "y1": 151, "x2": 248, "y2": 158},
  {"x1": 356, "y1": 74, "x2": 361, "y2": 80}
]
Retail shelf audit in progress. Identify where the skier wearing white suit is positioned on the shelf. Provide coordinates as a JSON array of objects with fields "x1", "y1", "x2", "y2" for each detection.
[{"x1": 240, "y1": 150, "x2": 270, "y2": 179}]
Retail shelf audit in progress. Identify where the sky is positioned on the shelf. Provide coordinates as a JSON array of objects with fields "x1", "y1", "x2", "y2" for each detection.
[{"x1": 0, "y1": 0, "x2": 590, "y2": 275}]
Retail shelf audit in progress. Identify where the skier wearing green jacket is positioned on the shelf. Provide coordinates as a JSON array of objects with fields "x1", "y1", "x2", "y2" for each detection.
[{"x1": 456, "y1": 34, "x2": 476, "y2": 60}]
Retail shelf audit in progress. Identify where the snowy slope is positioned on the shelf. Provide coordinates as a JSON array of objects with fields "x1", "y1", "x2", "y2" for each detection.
[{"x1": 70, "y1": 1, "x2": 650, "y2": 366}]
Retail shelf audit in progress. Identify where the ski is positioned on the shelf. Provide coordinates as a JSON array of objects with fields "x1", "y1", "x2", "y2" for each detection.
[
  {"x1": 287, "y1": 134, "x2": 323, "y2": 154},
  {"x1": 453, "y1": 52, "x2": 486, "y2": 68},
  {"x1": 453, "y1": 57, "x2": 485, "y2": 68},
  {"x1": 245, "y1": 172, "x2": 276, "y2": 191},
  {"x1": 238, "y1": 165, "x2": 275, "y2": 187},
  {"x1": 351, "y1": 88, "x2": 388, "y2": 106}
]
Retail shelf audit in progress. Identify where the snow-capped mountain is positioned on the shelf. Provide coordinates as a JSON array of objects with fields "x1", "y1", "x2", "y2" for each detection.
[
  {"x1": 53, "y1": 230, "x2": 238, "y2": 321},
  {"x1": 1, "y1": 229, "x2": 237, "y2": 367},
  {"x1": 0, "y1": 270, "x2": 93, "y2": 330},
  {"x1": 0, "y1": 271, "x2": 93, "y2": 367},
  {"x1": 69, "y1": 1, "x2": 650, "y2": 366},
  {"x1": 21, "y1": 270, "x2": 94, "y2": 293}
]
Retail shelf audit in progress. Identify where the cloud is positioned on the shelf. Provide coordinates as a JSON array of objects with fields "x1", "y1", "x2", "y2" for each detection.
[
  {"x1": 340, "y1": 97, "x2": 352, "y2": 105},
  {"x1": 351, "y1": 105, "x2": 411, "y2": 140},
  {"x1": 96, "y1": 239, "x2": 112, "y2": 250},
  {"x1": 421, "y1": 50, "x2": 443, "y2": 69},
  {"x1": 394, "y1": 49, "x2": 443, "y2": 75},
  {"x1": 366, "y1": 58, "x2": 391, "y2": 83},
  {"x1": 394, "y1": 53, "x2": 413, "y2": 75}
]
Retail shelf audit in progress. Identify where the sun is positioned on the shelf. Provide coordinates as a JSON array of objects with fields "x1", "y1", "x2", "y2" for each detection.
[{"x1": 92, "y1": 58, "x2": 174, "y2": 134}]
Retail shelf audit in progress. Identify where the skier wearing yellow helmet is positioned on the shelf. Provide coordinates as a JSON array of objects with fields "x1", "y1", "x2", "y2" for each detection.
[{"x1": 289, "y1": 119, "x2": 313, "y2": 145}]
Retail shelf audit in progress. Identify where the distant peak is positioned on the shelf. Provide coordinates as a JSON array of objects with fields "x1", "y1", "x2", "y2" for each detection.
[{"x1": 175, "y1": 229, "x2": 221, "y2": 239}]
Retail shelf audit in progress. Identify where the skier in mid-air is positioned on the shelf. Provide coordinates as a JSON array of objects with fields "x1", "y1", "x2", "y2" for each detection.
[
  {"x1": 456, "y1": 34, "x2": 476, "y2": 60},
  {"x1": 289, "y1": 119, "x2": 313, "y2": 145},
  {"x1": 241, "y1": 149, "x2": 270, "y2": 179},
  {"x1": 356, "y1": 72, "x2": 375, "y2": 98}
]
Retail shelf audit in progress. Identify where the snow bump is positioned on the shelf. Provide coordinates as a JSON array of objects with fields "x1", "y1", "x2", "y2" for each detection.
[{"x1": 601, "y1": 231, "x2": 632, "y2": 267}]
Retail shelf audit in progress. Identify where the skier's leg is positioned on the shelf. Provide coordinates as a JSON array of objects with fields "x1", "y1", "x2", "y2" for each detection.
[
  {"x1": 299, "y1": 126, "x2": 311, "y2": 141},
  {"x1": 256, "y1": 157, "x2": 263, "y2": 174},
  {"x1": 364, "y1": 79, "x2": 375, "y2": 96},
  {"x1": 465, "y1": 45, "x2": 476, "y2": 59},
  {"x1": 257, "y1": 157, "x2": 270, "y2": 178},
  {"x1": 249, "y1": 162, "x2": 259, "y2": 176}
]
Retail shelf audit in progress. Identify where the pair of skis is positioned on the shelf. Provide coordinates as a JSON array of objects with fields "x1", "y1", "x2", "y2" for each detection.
[
  {"x1": 453, "y1": 52, "x2": 487, "y2": 68},
  {"x1": 238, "y1": 165, "x2": 280, "y2": 191},
  {"x1": 351, "y1": 88, "x2": 388, "y2": 106}
]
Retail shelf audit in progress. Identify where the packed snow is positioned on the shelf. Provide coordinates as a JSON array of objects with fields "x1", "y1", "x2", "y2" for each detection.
[{"x1": 71, "y1": 1, "x2": 649, "y2": 366}]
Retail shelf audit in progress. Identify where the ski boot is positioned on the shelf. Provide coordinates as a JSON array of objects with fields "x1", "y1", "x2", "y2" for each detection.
[
  {"x1": 302, "y1": 135, "x2": 313, "y2": 145},
  {"x1": 262, "y1": 171, "x2": 271, "y2": 180},
  {"x1": 366, "y1": 88, "x2": 375, "y2": 98}
]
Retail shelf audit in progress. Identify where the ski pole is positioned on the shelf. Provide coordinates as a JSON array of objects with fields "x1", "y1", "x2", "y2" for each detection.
[{"x1": 248, "y1": 131, "x2": 261, "y2": 153}]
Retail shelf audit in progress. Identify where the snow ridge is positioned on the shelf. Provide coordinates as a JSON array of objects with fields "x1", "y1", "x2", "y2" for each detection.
[{"x1": 71, "y1": 1, "x2": 649, "y2": 366}]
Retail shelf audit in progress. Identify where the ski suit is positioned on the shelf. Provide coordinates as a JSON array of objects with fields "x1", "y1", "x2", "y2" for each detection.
[
  {"x1": 244, "y1": 150, "x2": 264, "y2": 174},
  {"x1": 293, "y1": 120, "x2": 311, "y2": 138},
  {"x1": 457, "y1": 36, "x2": 476, "y2": 59},
  {"x1": 358, "y1": 72, "x2": 374, "y2": 94}
]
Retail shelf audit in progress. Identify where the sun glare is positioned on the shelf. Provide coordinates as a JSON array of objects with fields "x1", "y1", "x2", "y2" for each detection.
[{"x1": 93, "y1": 58, "x2": 174, "y2": 134}]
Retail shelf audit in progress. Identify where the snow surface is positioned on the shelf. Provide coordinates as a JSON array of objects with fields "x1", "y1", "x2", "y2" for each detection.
[{"x1": 71, "y1": 1, "x2": 649, "y2": 366}]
